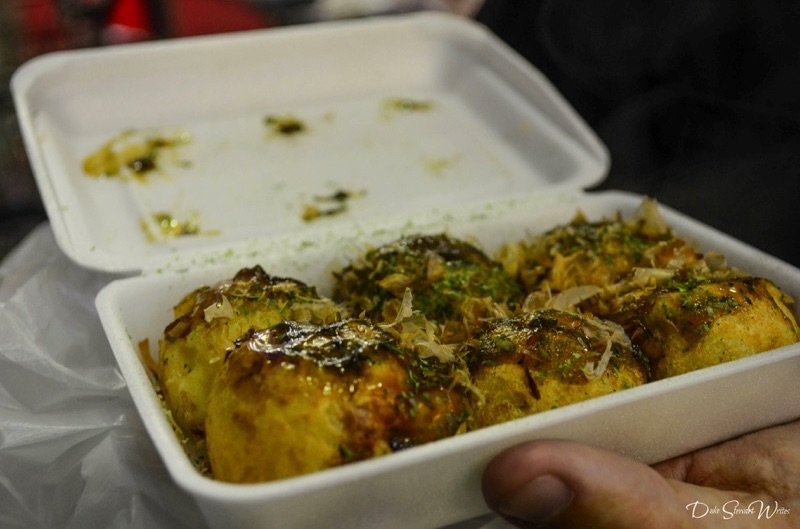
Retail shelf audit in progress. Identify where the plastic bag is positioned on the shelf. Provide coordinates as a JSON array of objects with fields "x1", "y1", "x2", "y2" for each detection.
[{"x1": 0, "y1": 224, "x2": 208, "y2": 529}]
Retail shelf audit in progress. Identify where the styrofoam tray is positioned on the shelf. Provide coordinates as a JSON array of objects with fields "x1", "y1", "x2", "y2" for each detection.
[
  {"x1": 12, "y1": 11, "x2": 800, "y2": 529},
  {"x1": 95, "y1": 190, "x2": 800, "y2": 529},
  {"x1": 11, "y1": 11, "x2": 606, "y2": 274}
]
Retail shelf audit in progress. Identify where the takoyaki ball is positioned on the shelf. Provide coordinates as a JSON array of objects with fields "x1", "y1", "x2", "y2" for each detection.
[
  {"x1": 159, "y1": 266, "x2": 344, "y2": 436},
  {"x1": 205, "y1": 319, "x2": 467, "y2": 483},
  {"x1": 498, "y1": 200, "x2": 702, "y2": 299},
  {"x1": 467, "y1": 309, "x2": 647, "y2": 429},
  {"x1": 333, "y1": 234, "x2": 523, "y2": 342},
  {"x1": 617, "y1": 276, "x2": 800, "y2": 380}
]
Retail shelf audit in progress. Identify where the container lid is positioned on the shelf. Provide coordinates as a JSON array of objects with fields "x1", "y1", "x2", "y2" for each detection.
[{"x1": 11, "y1": 11, "x2": 608, "y2": 274}]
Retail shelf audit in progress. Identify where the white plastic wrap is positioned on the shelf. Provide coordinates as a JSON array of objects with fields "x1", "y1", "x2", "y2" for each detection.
[{"x1": 0, "y1": 225, "x2": 209, "y2": 529}]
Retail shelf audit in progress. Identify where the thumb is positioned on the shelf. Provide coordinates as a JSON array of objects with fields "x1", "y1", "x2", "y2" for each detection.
[
  {"x1": 482, "y1": 440, "x2": 679, "y2": 528},
  {"x1": 481, "y1": 440, "x2": 780, "y2": 529}
]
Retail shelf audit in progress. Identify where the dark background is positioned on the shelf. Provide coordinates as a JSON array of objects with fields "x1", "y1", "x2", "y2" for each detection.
[
  {"x1": 2, "y1": 0, "x2": 799, "y2": 267},
  {"x1": 478, "y1": 0, "x2": 800, "y2": 267}
]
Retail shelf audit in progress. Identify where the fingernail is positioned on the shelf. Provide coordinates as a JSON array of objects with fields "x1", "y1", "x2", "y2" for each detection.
[{"x1": 496, "y1": 474, "x2": 573, "y2": 525}]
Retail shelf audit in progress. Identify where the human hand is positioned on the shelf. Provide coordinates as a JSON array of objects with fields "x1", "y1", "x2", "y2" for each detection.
[{"x1": 482, "y1": 419, "x2": 800, "y2": 528}]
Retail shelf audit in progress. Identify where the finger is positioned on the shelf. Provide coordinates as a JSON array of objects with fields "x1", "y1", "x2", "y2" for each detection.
[
  {"x1": 654, "y1": 420, "x2": 800, "y2": 507},
  {"x1": 481, "y1": 440, "x2": 795, "y2": 529},
  {"x1": 482, "y1": 440, "x2": 679, "y2": 528}
]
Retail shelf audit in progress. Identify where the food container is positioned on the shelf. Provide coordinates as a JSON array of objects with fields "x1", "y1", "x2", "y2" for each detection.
[{"x1": 12, "y1": 11, "x2": 800, "y2": 529}]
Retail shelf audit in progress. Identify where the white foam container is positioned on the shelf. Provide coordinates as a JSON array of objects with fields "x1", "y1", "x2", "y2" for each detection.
[{"x1": 12, "y1": 11, "x2": 800, "y2": 529}]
